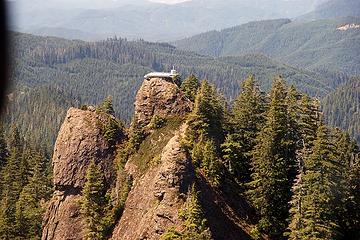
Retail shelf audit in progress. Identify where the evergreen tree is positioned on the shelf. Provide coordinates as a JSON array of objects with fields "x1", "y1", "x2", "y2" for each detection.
[
  {"x1": 97, "y1": 96, "x2": 115, "y2": 116},
  {"x1": 333, "y1": 131, "x2": 360, "y2": 239},
  {"x1": 298, "y1": 95, "x2": 321, "y2": 148},
  {"x1": 14, "y1": 149, "x2": 52, "y2": 239},
  {"x1": 247, "y1": 77, "x2": 297, "y2": 238},
  {"x1": 186, "y1": 80, "x2": 224, "y2": 145},
  {"x1": 288, "y1": 125, "x2": 340, "y2": 239},
  {"x1": 222, "y1": 75, "x2": 265, "y2": 182},
  {"x1": 0, "y1": 127, "x2": 27, "y2": 239},
  {"x1": 81, "y1": 160, "x2": 107, "y2": 240},
  {"x1": 161, "y1": 185, "x2": 212, "y2": 240},
  {"x1": 181, "y1": 74, "x2": 200, "y2": 102},
  {"x1": 192, "y1": 137, "x2": 223, "y2": 186}
]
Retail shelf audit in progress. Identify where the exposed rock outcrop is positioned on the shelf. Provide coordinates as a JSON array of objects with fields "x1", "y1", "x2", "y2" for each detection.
[
  {"x1": 112, "y1": 124, "x2": 194, "y2": 240},
  {"x1": 53, "y1": 108, "x2": 116, "y2": 188},
  {"x1": 42, "y1": 108, "x2": 123, "y2": 240},
  {"x1": 134, "y1": 77, "x2": 192, "y2": 127}
]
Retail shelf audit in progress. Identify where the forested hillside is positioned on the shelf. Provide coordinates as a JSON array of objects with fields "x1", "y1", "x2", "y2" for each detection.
[
  {"x1": 322, "y1": 77, "x2": 360, "y2": 142},
  {"x1": 3, "y1": 31, "x2": 341, "y2": 153},
  {"x1": 174, "y1": 17, "x2": 360, "y2": 76},
  {"x1": 1, "y1": 73, "x2": 359, "y2": 240},
  {"x1": 298, "y1": 0, "x2": 360, "y2": 20},
  {"x1": 1, "y1": 86, "x2": 78, "y2": 153}
]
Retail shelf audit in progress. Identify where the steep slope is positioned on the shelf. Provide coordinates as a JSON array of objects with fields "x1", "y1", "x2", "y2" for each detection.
[
  {"x1": 112, "y1": 123, "x2": 193, "y2": 239},
  {"x1": 42, "y1": 108, "x2": 124, "y2": 240},
  {"x1": 174, "y1": 17, "x2": 360, "y2": 76},
  {"x1": 40, "y1": 75, "x2": 256, "y2": 239},
  {"x1": 322, "y1": 77, "x2": 360, "y2": 142},
  {"x1": 111, "y1": 76, "x2": 255, "y2": 239}
]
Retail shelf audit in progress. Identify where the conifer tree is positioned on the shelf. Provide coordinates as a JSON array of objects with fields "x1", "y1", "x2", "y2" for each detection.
[
  {"x1": 288, "y1": 125, "x2": 340, "y2": 240},
  {"x1": 333, "y1": 131, "x2": 360, "y2": 239},
  {"x1": 161, "y1": 185, "x2": 212, "y2": 239},
  {"x1": 222, "y1": 75, "x2": 265, "y2": 182},
  {"x1": 186, "y1": 80, "x2": 224, "y2": 145},
  {"x1": 298, "y1": 95, "x2": 321, "y2": 148},
  {"x1": 0, "y1": 127, "x2": 27, "y2": 239},
  {"x1": 14, "y1": 150, "x2": 52, "y2": 239},
  {"x1": 97, "y1": 96, "x2": 115, "y2": 116},
  {"x1": 248, "y1": 77, "x2": 297, "y2": 238},
  {"x1": 181, "y1": 74, "x2": 200, "y2": 102},
  {"x1": 81, "y1": 160, "x2": 107, "y2": 240}
]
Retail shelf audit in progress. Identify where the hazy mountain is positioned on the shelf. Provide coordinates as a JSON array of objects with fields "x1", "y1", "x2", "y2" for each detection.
[
  {"x1": 174, "y1": 17, "x2": 360, "y2": 76},
  {"x1": 8, "y1": 0, "x2": 323, "y2": 41},
  {"x1": 298, "y1": 0, "x2": 360, "y2": 20}
]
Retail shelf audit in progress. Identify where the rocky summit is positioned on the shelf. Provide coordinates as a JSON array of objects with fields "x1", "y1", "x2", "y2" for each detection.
[
  {"x1": 134, "y1": 77, "x2": 192, "y2": 127},
  {"x1": 42, "y1": 108, "x2": 124, "y2": 240}
]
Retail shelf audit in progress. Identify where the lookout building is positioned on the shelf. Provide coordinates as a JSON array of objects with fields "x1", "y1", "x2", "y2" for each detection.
[{"x1": 144, "y1": 68, "x2": 179, "y2": 80}]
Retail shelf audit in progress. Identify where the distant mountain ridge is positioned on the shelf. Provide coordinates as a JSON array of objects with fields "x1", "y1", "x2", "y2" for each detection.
[
  {"x1": 298, "y1": 0, "x2": 360, "y2": 20},
  {"x1": 174, "y1": 17, "x2": 360, "y2": 76},
  {"x1": 8, "y1": 0, "x2": 322, "y2": 41}
]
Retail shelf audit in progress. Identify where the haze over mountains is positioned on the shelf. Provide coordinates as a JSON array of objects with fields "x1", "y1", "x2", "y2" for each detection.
[
  {"x1": 174, "y1": 17, "x2": 360, "y2": 76},
  {"x1": 8, "y1": 0, "x2": 326, "y2": 41}
]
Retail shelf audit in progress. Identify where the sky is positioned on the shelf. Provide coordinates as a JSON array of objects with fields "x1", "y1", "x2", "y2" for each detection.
[{"x1": 149, "y1": 0, "x2": 191, "y2": 3}]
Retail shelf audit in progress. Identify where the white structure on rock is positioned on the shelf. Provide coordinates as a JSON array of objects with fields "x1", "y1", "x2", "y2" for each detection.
[{"x1": 144, "y1": 67, "x2": 179, "y2": 80}]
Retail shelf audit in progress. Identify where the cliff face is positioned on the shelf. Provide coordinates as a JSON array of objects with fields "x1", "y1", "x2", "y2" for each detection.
[
  {"x1": 42, "y1": 108, "x2": 122, "y2": 240},
  {"x1": 112, "y1": 124, "x2": 193, "y2": 239},
  {"x1": 134, "y1": 77, "x2": 192, "y2": 127},
  {"x1": 42, "y1": 76, "x2": 254, "y2": 240}
]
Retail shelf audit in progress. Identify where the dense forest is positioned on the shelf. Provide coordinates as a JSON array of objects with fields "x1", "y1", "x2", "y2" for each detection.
[
  {"x1": 1, "y1": 74, "x2": 358, "y2": 239},
  {"x1": 322, "y1": 77, "x2": 360, "y2": 142},
  {"x1": 0, "y1": 29, "x2": 359, "y2": 239},
  {"x1": 4, "y1": 31, "x2": 348, "y2": 154},
  {"x1": 174, "y1": 17, "x2": 360, "y2": 76},
  {"x1": 173, "y1": 75, "x2": 359, "y2": 239}
]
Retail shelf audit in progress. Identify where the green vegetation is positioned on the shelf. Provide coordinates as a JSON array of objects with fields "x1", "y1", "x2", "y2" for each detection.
[
  {"x1": 0, "y1": 127, "x2": 52, "y2": 239},
  {"x1": 80, "y1": 160, "x2": 107, "y2": 240},
  {"x1": 4, "y1": 31, "x2": 342, "y2": 159},
  {"x1": 174, "y1": 17, "x2": 360, "y2": 77},
  {"x1": 161, "y1": 185, "x2": 212, "y2": 240},
  {"x1": 182, "y1": 75, "x2": 360, "y2": 239},
  {"x1": 322, "y1": 77, "x2": 360, "y2": 142},
  {"x1": 132, "y1": 117, "x2": 183, "y2": 174},
  {"x1": 181, "y1": 75, "x2": 200, "y2": 102}
]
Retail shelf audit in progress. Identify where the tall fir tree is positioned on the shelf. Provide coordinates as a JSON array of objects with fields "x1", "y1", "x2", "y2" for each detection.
[
  {"x1": 333, "y1": 131, "x2": 360, "y2": 239},
  {"x1": 15, "y1": 149, "x2": 52, "y2": 239},
  {"x1": 222, "y1": 75, "x2": 265, "y2": 182},
  {"x1": 288, "y1": 125, "x2": 340, "y2": 239},
  {"x1": 247, "y1": 77, "x2": 297, "y2": 238},
  {"x1": 81, "y1": 160, "x2": 107, "y2": 240},
  {"x1": 0, "y1": 126, "x2": 27, "y2": 239},
  {"x1": 186, "y1": 80, "x2": 224, "y2": 145},
  {"x1": 180, "y1": 74, "x2": 200, "y2": 102}
]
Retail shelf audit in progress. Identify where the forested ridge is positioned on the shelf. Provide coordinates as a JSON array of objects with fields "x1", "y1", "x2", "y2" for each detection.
[
  {"x1": 322, "y1": 77, "x2": 360, "y2": 142},
  {"x1": 174, "y1": 17, "x2": 360, "y2": 77},
  {"x1": 3, "y1": 31, "x2": 345, "y2": 154}
]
